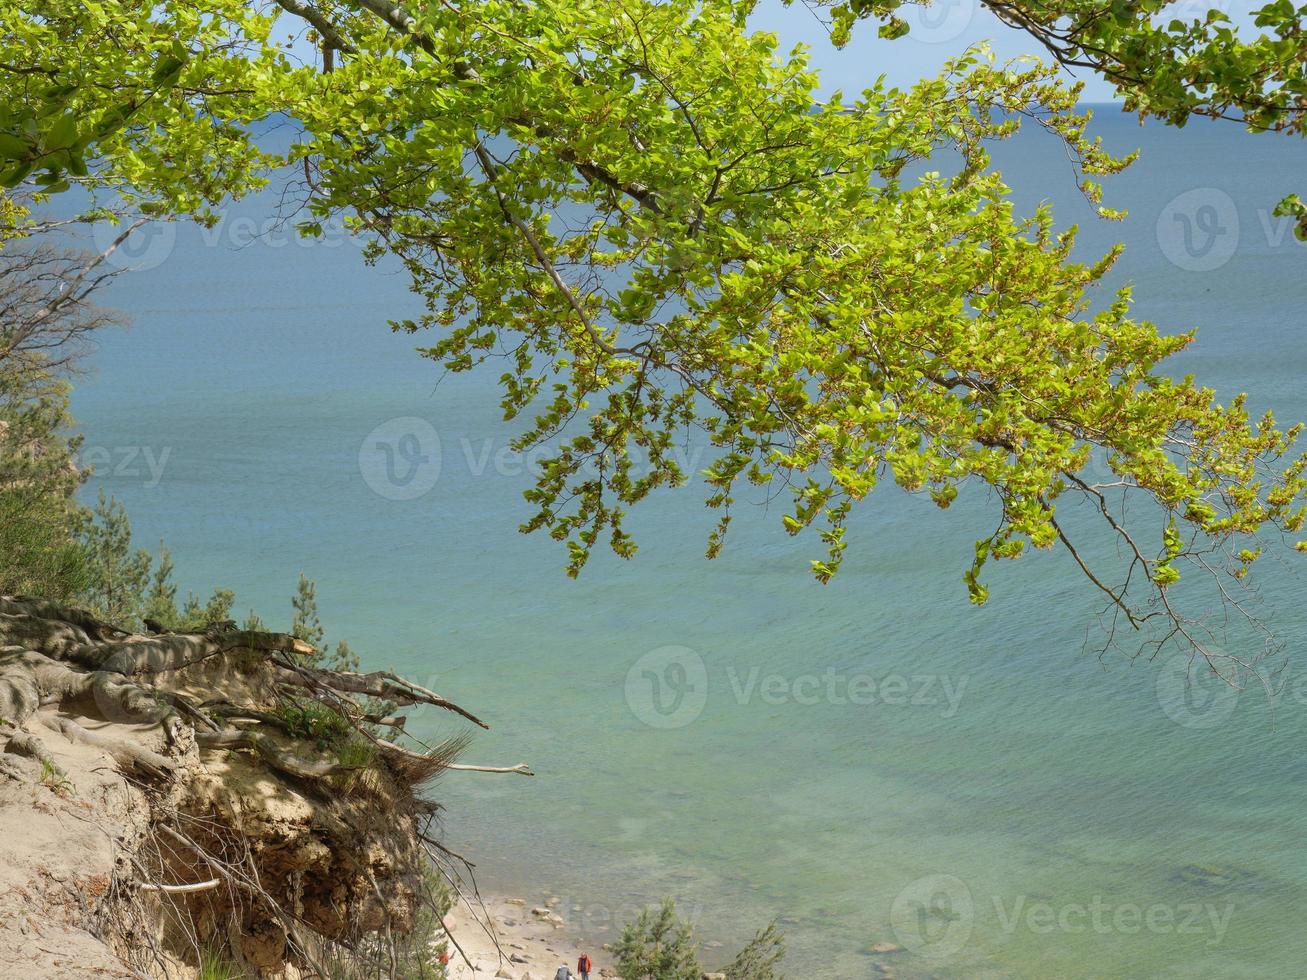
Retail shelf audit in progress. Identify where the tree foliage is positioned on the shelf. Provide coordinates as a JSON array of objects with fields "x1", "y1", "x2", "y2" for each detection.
[
  {"x1": 292, "y1": 572, "x2": 361, "y2": 671},
  {"x1": 724, "y1": 921, "x2": 786, "y2": 980},
  {"x1": 615, "y1": 899, "x2": 703, "y2": 980},
  {"x1": 616, "y1": 900, "x2": 786, "y2": 980},
  {"x1": 820, "y1": 0, "x2": 1307, "y2": 234},
  {"x1": 826, "y1": 0, "x2": 1307, "y2": 129},
  {"x1": 4, "y1": 0, "x2": 1307, "y2": 661},
  {"x1": 292, "y1": 571, "x2": 326, "y2": 650},
  {"x1": 77, "y1": 492, "x2": 153, "y2": 626},
  {"x1": 0, "y1": 199, "x2": 115, "y2": 602},
  {"x1": 0, "y1": 361, "x2": 89, "y2": 601}
]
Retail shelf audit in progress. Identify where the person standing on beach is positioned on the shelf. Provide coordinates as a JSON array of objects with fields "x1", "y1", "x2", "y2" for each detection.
[{"x1": 577, "y1": 952, "x2": 593, "y2": 980}]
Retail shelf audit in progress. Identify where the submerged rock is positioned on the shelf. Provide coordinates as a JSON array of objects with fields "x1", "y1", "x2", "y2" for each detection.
[{"x1": 1172, "y1": 863, "x2": 1257, "y2": 890}]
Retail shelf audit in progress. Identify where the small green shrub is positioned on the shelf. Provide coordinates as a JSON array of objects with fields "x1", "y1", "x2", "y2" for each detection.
[{"x1": 275, "y1": 700, "x2": 354, "y2": 751}]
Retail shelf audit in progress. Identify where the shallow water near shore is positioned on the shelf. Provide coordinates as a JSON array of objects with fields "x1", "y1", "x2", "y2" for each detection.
[{"x1": 71, "y1": 109, "x2": 1307, "y2": 978}]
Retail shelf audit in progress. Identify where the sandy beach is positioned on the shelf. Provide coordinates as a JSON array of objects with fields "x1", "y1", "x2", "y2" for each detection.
[{"x1": 441, "y1": 893, "x2": 617, "y2": 980}]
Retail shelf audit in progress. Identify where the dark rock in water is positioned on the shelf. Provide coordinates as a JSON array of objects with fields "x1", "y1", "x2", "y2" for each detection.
[{"x1": 1172, "y1": 864, "x2": 1256, "y2": 889}]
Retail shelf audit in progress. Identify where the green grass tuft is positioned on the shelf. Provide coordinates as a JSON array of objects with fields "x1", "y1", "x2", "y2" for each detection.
[{"x1": 198, "y1": 949, "x2": 244, "y2": 980}]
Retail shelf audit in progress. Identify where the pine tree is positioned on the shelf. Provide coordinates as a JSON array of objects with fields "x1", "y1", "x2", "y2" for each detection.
[
  {"x1": 291, "y1": 572, "x2": 325, "y2": 653},
  {"x1": 142, "y1": 540, "x2": 180, "y2": 629},
  {"x1": 0, "y1": 351, "x2": 91, "y2": 601},
  {"x1": 724, "y1": 922, "x2": 785, "y2": 980},
  {"x1": 615, "y1": 900, "x2": 701, "y2": 980},
  {"x1": 177, "y1": 588, "x2": 235, "y2": 630},
  {"x1": 77, "y1": 492, "x2": 152, "y2": 628},
  {"x1": 616, "y1": 902, "x2": 785, "y2": 980},
  {"x1": 328, "y1": 639, "x2": 360, "y2": 673}
]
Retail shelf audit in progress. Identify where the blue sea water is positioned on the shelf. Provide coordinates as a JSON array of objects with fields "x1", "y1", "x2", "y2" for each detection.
[{"x1": 66, "y1": 106, "x2": 1307, "y2": 978}]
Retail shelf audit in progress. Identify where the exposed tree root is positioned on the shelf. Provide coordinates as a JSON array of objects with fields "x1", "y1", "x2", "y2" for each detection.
[
  {"x1": 0, "y1": 593, "x2": 500, "y2": 788},
  {"x1": 195, "y1": 727, "x2": 354, "y2": 780},
  {"x1": 276, "y1": 659, "x2": 491, "y2": 728},
  {"x1": 2, "y1": 719, "x2": 66, "y2": 782},
  {"x1": 137, "y1": 878, "x2": 220, "y2": 894},
  {"x1": 46, "y1": 716, "x2": 177, "y2": 778},
  {"x1": 375, "y1": 735, "x2": 535, "y2": 779},
  {"x1": 0, "y1": 593, "x2": 526, "y2": 976}
]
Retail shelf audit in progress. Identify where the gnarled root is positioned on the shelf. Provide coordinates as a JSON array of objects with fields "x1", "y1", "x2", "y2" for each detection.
[
  {"x1": 0, "y1": 594, "x2": 522, "y2": 977},
  {"x1": 196, "y1": 728, "x2": 354, "y2": 781},
  {"x1": 46, "y1": 716, "x2": 177, "y2": 778},
  {"x1": 1, "y1": 721, "x2": 65, "y2": 783},
  {"x1": 275, "y1": 661, "x2": 489, "y2": 728},
  {"x1": 0, "y1": 595, "x2": 520, "y2": 793}
]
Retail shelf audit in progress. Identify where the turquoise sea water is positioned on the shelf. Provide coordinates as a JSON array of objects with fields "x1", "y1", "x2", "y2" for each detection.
[{"x1": 68, "y1": 108, "x2": 1307, "y2": 978}]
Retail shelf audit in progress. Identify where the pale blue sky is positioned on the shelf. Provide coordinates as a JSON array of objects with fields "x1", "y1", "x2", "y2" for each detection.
[{"x1": 749, "y1": 0, "x2": 1119, "y2": 101}]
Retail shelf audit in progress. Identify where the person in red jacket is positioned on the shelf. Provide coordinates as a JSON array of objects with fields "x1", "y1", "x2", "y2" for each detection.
[{"x1": 577, "y1": 952, "x2": 593, "y2": 980}]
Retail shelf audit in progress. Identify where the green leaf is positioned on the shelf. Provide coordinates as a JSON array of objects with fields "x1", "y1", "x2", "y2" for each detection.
[
  {"x1": 44, "y1": 113, "x2": 78, "y2": 151},
  {"x1": 0, "y1": 133, "x2": 28, "y2": 161}
]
